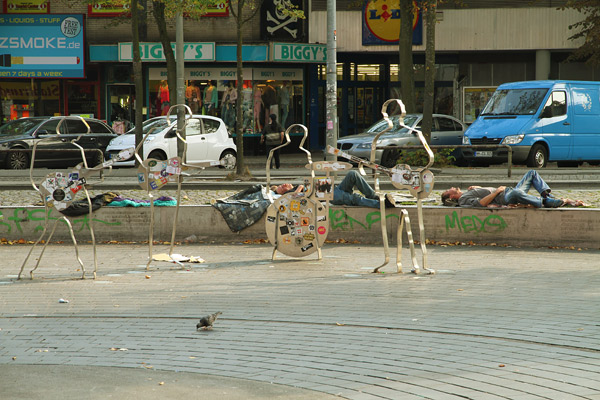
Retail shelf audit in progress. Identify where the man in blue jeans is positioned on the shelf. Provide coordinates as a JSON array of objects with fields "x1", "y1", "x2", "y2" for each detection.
[
  {"x1": 441, "y1": 170, "x2": 565, "y2": 208},
  {"x1": 271, "y1": 170, "x2": 393, "y2": 209}
]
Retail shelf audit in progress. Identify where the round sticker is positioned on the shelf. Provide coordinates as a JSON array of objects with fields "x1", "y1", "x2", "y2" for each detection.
[
  {"x1": 61, "y1": 17, "x2": 81, "y2": 38},
  {"x1": 318, "y1": 226, "x2": 327, "y2": 235},
  {"x1": 52, "y1": 188, "x2": 66, "y2": 201}
]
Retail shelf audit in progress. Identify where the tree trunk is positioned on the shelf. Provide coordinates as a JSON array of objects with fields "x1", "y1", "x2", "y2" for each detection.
[
  {"x1": 153, "y1": 1, "x2": 177, "y2": 112},
  {"x1": 132, "y1": 0, "x2": 145, "y2": 166},
  {"x1": 398, "y1": 0, "x2": 416, "y2": 113},
  {"x1": 235, "y1": 0, "x2": 247, "y2": 175},
  {"x1": 421, "y1": 1, "x2": 437, "y2": 144}
]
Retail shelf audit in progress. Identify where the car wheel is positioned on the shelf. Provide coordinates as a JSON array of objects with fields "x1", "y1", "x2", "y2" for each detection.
[
  {"x1": 88, "y1": 150, "x2": 105, "y2": 167},
  {"x1": 148, "y1": 150, "x2": 167, "y2": 161},
  {"x1": 526, "y1": 144, "x2": 547, "y2": 168},
  {"x1": 7, "y1": 149, "x2": 29, "y2": 170},
  {"x1": 219, "y1": 150, "x2": 237, "y2": 170},
  {"x1": 381, "y1": 148, "x2": 400, "y2": 168}
]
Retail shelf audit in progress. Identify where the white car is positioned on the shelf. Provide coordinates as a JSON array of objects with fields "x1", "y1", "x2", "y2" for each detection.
[{"x1": 105, "y1": 115, "x2": 237, "y2": 169}]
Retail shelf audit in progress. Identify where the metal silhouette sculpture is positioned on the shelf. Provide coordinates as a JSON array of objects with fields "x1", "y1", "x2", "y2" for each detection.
[
  {"x1": 18, "y1": 117, "x2": 131, "y2": 280},
  {"x1": 328, "y1": 99, "x2": 435, "y2": 274},
  {"x1": 135, "y1": 104, "x2": 232, "y2": 269},
  {"x1": 265, "y1": 124, "x2": 351, "y2": 259}
]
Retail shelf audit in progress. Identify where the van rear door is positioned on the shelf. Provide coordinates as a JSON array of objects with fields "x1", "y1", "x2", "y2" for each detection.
[
  {"x1": 570, "y1": 84, "x2": 600, "y2": 161},
  {"x1": 540, "y1": 90, "x2": 571, "y2": 160}
]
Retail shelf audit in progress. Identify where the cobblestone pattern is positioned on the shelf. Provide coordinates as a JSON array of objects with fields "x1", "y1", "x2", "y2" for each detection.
[{"x1": 1, "y1": 244, "x2": 599, "y2": 399}]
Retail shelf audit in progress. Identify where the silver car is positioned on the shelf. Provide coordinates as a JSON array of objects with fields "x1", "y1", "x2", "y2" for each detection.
[{"x1": 336, "y1": 114, "x2": 466, "y2": 167}]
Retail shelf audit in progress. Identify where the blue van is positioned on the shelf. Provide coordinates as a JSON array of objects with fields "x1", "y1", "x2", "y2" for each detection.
[{"x1": 462, "y1": 80, "x2": 600, "y2": 167}]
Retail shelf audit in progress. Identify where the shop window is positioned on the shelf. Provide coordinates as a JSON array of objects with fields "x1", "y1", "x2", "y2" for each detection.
[
  {"x1": 149, "y1": 75, "x2": 303, "y2": 137},
  {"x1": 0, "y1": 80, "x2": 61, "y2": 122},
  {"x1": 356, "y1": 64, "x2": 382, "y2": 82},
  {"x1": 66, "y1": 82, "x2": 99, "y2": 118}
]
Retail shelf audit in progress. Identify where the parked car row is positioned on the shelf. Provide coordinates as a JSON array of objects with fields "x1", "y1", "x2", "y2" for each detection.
[
  {"x1": 0, "y1": 116, "x2": 116, "y2": 169},
  {"x1": 8, "y1": 81, "x2": 597, "y2": 172},
  {"x1": 336, "y1": 114, "x2": 466, "y2": 167},
  {"x1": 0, "y1": 115, "x2": 237, "y2": 170}
]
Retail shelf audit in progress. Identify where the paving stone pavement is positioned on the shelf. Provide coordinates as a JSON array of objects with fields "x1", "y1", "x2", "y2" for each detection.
[{"x1": 1, "y1": 243, "x2": 599, "y2": 399}]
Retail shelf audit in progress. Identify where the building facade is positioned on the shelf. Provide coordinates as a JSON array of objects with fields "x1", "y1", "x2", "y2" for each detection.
[{"x1": 0, "y1": 0, "x2": 595, "y2": 151}]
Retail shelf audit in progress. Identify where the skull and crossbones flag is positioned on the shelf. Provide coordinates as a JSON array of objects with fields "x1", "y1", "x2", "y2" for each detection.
[{"x1": 261, "y1": 0, "x2": 305, "y2": 42}]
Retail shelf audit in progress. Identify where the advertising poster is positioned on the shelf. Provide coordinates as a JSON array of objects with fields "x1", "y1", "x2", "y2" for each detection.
[
  {"x1": 0, "y1": 14, "x2": 85, "y2": 79},
  {"x1": 88, "y1": 1, "x2": 129, "y2": 17},
  {"x1": 463, "y1": 87, "x2": 497, "y2": 124},
  {"x1": 3, "y1": 0, "x2": 49, "y2": 14},
  {"x1": 363, "y1": 0, "x2": 422, "y2": 46}
]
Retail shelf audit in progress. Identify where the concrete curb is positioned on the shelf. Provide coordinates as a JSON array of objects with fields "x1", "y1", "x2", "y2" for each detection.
[{"x1": 2, "y1": 204, "x2": 598, "y2": 249}]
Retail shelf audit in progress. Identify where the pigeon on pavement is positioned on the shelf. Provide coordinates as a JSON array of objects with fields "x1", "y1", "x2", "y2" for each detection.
[{"x1": 197, "y1": 311, "x2": 222, "y2": 330}]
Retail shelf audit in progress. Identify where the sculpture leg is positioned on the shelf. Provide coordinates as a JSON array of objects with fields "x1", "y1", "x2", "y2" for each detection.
[
  {"x1": 373, "y1": 193, "x2": 390, "y2": 273},
  {"x1": 147, "y1": 194, "x2": 155, "y2": 270},
  {"x1": 417, "y1": 199, "x2": 435, "y2": 274},
  {"x1": 82, "y1": 187, "x2": 97, "y2": 279},
  {"x1": 168, "y1": 177, "x2": 183, "y2": 265},
  {"x1": 395, "y1": 209, "x2": 405, "y2": 273}
]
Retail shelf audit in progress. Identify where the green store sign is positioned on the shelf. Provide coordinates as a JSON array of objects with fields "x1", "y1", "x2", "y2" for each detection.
[
  {"x1": 118, "y1": 42, "x2": 215, "y2": 62},
  {"x1": 272, "y1": 43, "x2": 326, "y2": 63}
]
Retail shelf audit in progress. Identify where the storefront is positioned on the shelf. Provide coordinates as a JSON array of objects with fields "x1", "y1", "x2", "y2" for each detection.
[{"x1": 0, "y1": 13, "x2": 91, "y2": 123}]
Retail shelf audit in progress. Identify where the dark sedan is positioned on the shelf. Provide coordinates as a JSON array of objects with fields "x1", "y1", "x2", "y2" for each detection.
[{"x1": 0, "y1": 116, "x2": 117, "y2": 169}]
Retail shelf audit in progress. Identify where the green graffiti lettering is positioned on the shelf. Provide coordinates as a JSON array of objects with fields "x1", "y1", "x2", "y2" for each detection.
[
  {"x1": 330, "y1": 209, "x2": 398, "y2": 231},
  {"x1": 445, "y1": 211, "x2": 507, "y2": 234},
  {"x1": 445, "y1": 211, "x2": 461, "y2": 232}
]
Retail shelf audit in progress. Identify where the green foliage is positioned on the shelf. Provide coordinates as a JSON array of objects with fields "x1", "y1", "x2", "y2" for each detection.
[
  {"x1": 395, "y1": 148, "x2": 457, "y2": 168},
  {"x1": 560, "y1": 0, "x2": 600, "y2": 66}
]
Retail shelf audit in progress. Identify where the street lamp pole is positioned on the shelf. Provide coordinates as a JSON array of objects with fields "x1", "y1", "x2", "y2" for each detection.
[{"x1": 325, "y1": 0, "x2": 337, "y2": 161}]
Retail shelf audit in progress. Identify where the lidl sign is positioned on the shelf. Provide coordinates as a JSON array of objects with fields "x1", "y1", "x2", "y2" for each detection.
[
  {"x1": 118, "y1": 42, "x2": 215, "y2": 62},
  {"x1": 362, "y1": 0, "x2": 422, "y2": 46}
]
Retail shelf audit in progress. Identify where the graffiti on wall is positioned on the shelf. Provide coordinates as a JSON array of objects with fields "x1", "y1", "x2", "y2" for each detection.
[
  {"x1": 0, "y1": 208, "x2": 121, "y2": 234},
  {"x1": 444, "y1": 211, "x2": 507, "y2": 234},
  {"x1": 329, "y1": 208, "x2": 399, "y2": 231}
]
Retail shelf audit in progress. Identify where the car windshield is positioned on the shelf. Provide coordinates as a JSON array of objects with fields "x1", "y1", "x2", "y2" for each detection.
[
  {"x1": 481, "y1": 88, "x2": 548, "y2": 116},
  {"x1": 365, "y1": 115, "x2": 419, "y2": 135},
  {"x1": 0, "y1": 118, "x2": 45, "y2": 136}
]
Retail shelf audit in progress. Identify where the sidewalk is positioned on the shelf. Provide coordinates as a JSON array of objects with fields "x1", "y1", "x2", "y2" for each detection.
[{"x1": 1, "y1": 243, "x2": 599, "y2": 399}]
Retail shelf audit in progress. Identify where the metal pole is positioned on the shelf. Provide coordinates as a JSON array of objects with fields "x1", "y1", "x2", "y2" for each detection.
[
  {"x1": 176, "y1": 12, "x2": 186, "y2": 159},
  {"x1": 325, "y1": 0, "x2": 337, "y2": 161}
]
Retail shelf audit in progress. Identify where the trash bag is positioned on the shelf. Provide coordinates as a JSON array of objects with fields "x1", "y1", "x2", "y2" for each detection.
[
  {"x1": 60, "y1": 192, "x2": 119, "y2": 217},
  {"x1": 212, "y1": 184, "x2": 271, "y2": 233}
]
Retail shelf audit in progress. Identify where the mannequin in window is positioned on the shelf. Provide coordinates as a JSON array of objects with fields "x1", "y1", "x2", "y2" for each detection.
[
  {"x1": 203, "y1": 81, "x2": 218, "y2": 116},
  {"x1": 253, "y1": 86, "x2": 264, "y2": 132},
  {"x1": 157, "y1": 80, "x2": 170, "y2": 115},
  {"x1": 185, "y1": 81, "x2": 201, "y2": 113},
  {"x1": 279, "y1": 81, "x2": 290, "y2": 128},
  {"x1": 221, "y1": 82, "x2": 237, "y2": 131},
  {"x1": 262, "y1": 81, "x2": 277, "y2": 127},
  {"x1": 241, "y1": 81, "x2": 254, "y2": 133}
]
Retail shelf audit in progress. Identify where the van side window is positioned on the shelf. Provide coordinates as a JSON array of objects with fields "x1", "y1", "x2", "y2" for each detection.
[{"x1": 541, "y1": 91, "x2": 566, "y2": 118}]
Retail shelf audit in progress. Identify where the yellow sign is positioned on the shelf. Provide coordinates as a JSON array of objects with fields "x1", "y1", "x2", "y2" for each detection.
[
  {"x1": 364, "y1": 0, "x2": 418, "y2": 42},
  {"x1": 4, "y1": 0, "x2": 49, "y2": 14},
  {"x1": 0, "y1": 81, "x2": 59, "y2": 100},
  {"x1": 88, "y1": 1, "x2": 129, "y2": 17}
]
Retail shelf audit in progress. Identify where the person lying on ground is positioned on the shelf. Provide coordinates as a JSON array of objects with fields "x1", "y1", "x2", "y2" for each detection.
[
  {"x1": 441, "y1": 170, "x2": 586, "y2": 208},
  {"x1": 271, "y1": 170, "x2": 395, "y2": 208}
]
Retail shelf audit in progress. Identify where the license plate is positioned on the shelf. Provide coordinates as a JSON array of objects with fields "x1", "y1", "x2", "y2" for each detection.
[{"x1": 475, "y1": 151, "x2": 492, "y2": 157}]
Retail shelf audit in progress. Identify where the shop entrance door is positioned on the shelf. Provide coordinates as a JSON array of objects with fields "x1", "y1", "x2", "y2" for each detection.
[{"x1": 107, "y1": 84, "x2": 134, "y2": 132}]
